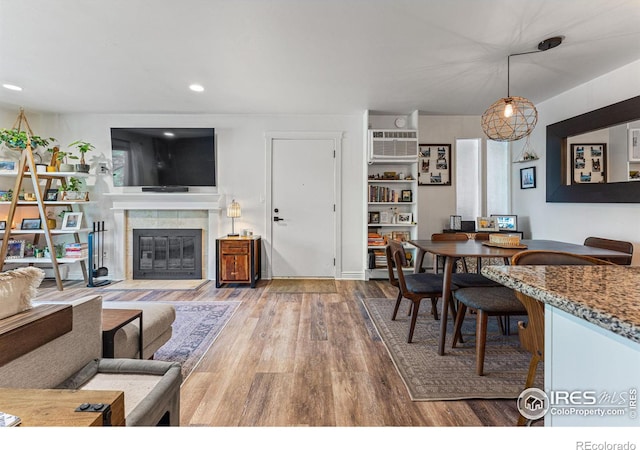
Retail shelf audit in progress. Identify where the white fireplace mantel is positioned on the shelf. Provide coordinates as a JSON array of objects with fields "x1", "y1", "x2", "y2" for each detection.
[
  {"x1": 105, "y1": 192, "x2": 223, "y2": 280},
  {"x1": 104, "y1": 192, "x2": 223, "y2": 210}
]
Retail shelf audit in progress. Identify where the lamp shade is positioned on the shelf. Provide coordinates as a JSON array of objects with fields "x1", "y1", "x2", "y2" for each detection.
[
  {"x1": 227, "y1": 200, "x2": 241, "y2": 218},
  {"x1": 480, "y1": 96, "x2": 538, "y2": 142}
]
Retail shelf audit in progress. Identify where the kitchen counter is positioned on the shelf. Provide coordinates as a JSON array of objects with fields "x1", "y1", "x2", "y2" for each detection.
[
  {"x1": 482, "y1": 265, "x2": 640, "y2": 344},
  {"x1": 482, "y1": 264, "x2": 640, "y2": 427}
]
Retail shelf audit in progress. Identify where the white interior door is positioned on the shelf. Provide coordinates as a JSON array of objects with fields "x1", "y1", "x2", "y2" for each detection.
[{"x1": 271, "y1": 138, "x2": 335, "y2": 278}]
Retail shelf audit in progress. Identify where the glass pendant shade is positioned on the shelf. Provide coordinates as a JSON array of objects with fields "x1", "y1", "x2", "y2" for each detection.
[{"x1": 481, "y1": 96, "x2": 538, "y2": 142}]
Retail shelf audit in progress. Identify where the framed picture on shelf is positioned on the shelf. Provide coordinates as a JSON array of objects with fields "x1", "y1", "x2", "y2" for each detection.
[
  {"x1": 571, "y1": 144, "x2": 607, "y2": 184},
  {"x1": 418, "y1": 144, "x2": 451, "y2": 186},
  {"x1": 520, "y1": 166, "x2": 536, "y2": 189},
  {"x1": 61, "y1": 212, "x2": 83, "y2": 231},
  {"x1": 477, "y1": 216, "x2": 499, "y2": 232},
  {"x1": 490, "y1": 215, "x2": 518, "y2": 231},
  {"x1": 6, "y1": 240, "x2": 25, "y2": 259},
  {"x1": 397, "y1": 212, "x2": 413, "y2": 224},
  {"x1": 400, "y1": 190, "x2": 412, "y2": 202},
  {"x1": 0, "y1": 161, "x2": 16, "y2": 172},
  {"x1": 20, "y1": 218, "x2": 42, "y2": 230},
  {"x1": 45, "y1": 189, "x2": 59, "y2": 201},
  {"x1": 0, "y1": 220, "x2": 6, "y2": 230},
  {"x1": 379, "y1": 211, "x2": 391, "y2": 224},
  {"x1": 391, "y1": 231, "x2": 410, "y2": 242}
]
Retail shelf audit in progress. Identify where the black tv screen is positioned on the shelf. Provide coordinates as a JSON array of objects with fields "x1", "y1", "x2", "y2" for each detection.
[{"x1": 110, "y1": 127, "x2": 216, "y2": 187}]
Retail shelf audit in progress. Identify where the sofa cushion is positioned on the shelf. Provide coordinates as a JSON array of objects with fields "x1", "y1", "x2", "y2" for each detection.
[
  {"x1": 58, "y1": 358, "x2": 182, "y2": 426},
  {"x1": 0, "y1": 267, "x2": 44, "y2": 320},
  {"x1": 102, "y1": 302, "x2": 175, "y2": 359}
]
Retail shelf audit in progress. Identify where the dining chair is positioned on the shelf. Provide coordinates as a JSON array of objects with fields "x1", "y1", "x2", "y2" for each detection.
[
  {"x1": 510, "y1": 249, "x2": 614, "y2": 426},
  {"x1": 387, "y1": 239, "x2": 458, "y2": 343},
  {"x1": 583, "y1": 236, "x2": 633, "y2": 265},
  {"x1": 430, "y1": 233, "x2": 502, "y2": 288},
  {"x1": 451, "y1": 286, "x2": 526, "y2": 376}
]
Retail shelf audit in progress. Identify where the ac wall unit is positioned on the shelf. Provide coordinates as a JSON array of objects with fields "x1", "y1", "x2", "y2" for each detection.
[{"x1": 368, "y1": 129, "x2": 419, "y2": 163}]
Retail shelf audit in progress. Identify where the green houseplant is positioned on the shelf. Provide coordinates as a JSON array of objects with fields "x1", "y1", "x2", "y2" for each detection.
[
  {"x1": 68, "y1": 140, "x2": 95, "y2": 173},
  {"x1": 47, "y1": 148, "x2": 78, "y2": 172},
  {"x1": 58, "y1": 176, "x2": 88, "y2": 201},
  {"x1": 0, "y1": 128, "x2": 53, "y2": 150}
]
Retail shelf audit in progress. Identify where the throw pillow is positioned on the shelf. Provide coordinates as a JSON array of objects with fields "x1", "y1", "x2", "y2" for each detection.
[{"x1": 0, "y1": 267, "x2": 45, "y2": 320}]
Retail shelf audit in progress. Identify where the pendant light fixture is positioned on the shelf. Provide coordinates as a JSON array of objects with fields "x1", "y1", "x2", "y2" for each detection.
[{"x1": 481, "y1": 36, "x2": 563, "y2": 141}]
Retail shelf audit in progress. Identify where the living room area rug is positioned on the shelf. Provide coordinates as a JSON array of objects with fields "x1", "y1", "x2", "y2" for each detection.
[
  {"x1": 361, "y1": 297, "x2": 543, "y2": 401},
  {"x1": 151, "y1": 301, "x2": 240, "y2": 382},
  {"x1": 268, "y1": 279, "x2": 337, "y2": 293},
  {"x1": 103, "y1": 279, "x2": 209, "y2": 291}
]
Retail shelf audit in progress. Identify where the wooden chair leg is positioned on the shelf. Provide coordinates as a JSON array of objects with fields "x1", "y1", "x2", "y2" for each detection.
[
  {"x1": 430, "y1": 297, "x2": 439, "y2": 320},
  {"x1": 452, "y1": 303, "x2": 467, "y2": 348},
  {"x1": 476, "y1": 310, "x2": 488, "y2": 376},
  {"x1": 392, "y1": 290, "x2": 402, "y2": 320},
  {"x1": 407, "y1": 300, "x2": 421, "y2": 343},
  {"x1": 517, "y1": 354, "x2": 541, "y2": 426}
]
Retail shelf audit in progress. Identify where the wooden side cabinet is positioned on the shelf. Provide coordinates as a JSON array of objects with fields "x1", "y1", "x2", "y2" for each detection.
[{"x1": 216, "y1": 236, "x2": 261, "y2": 288}]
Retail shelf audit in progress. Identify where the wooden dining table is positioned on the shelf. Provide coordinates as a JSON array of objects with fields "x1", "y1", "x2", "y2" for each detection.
[{"x1": 408, "y1": 239, "x2": 633, "y2": 356}]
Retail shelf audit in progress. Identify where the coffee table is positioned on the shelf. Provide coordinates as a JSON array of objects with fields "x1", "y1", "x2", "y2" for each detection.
[{"x1": 101, "y1": 309, "x2": 143, "y2": 359}]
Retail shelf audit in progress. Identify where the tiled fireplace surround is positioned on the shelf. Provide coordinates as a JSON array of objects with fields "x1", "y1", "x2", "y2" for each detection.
[{"x1": 107, "y1": 193, "x2": 222, "y2": 281}]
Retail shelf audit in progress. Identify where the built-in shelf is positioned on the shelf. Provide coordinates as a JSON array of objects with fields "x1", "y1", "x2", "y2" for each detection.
[
  {"x1": 3, "y1": 256, "x2": 88, "y2": 264},
  {"x1": 1, "y1": 228, "x2": 91, "y2": 235},
  {"x1": 367, "y1": 223, "x2": 416, "y2": 227},
  {"x1": 368, "y1": 202, "x2": 415, "y2": 205}
]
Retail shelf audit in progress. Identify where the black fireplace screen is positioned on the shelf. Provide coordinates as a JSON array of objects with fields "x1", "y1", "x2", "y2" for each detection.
[{"x1": 133, "y1": 229, "x2": 202, "y2": 279}]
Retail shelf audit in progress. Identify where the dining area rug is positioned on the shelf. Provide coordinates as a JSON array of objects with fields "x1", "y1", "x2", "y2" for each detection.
[{"x1": 361, "y1": 297, "x2": 543, "y2": 401}]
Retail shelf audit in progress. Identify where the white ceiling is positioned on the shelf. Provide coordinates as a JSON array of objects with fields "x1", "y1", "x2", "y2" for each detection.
[{"x1": 1, "y1": 0, "x2": 639, "y2": 116}]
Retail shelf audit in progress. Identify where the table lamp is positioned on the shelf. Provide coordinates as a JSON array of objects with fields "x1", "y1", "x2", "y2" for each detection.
[{"x1": 227, "y1": 199, "x2": 241, "y2": 236}]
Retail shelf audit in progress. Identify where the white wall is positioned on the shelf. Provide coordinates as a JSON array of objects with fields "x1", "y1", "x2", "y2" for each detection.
[
  {"x1": 510, "y1": 59, "x2": 640, "y2": 264},
  {"x1": 417, "y1": 115, "x2": 488, "y2": 238},
  {"x1": 0, "y1": 109, "x2": 365, "y2": 279}
]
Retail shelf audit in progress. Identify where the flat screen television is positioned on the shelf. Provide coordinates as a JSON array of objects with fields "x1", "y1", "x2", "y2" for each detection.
[{"x1": 110, "y1": 127, "x2": 216, "y2": 188}]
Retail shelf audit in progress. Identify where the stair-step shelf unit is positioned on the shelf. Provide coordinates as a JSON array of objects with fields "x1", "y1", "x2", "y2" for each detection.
[
  {"x1": 364, "y1": 111, "x2": 420, "y2": 280},
  {"x1": 0, "y1": 143, "x2": 89, "y2": 291}
]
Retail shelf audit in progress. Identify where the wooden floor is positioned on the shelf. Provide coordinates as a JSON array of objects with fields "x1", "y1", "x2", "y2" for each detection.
[{"x1": 35, "y1": 278, "x2": 523, "y2": 427}]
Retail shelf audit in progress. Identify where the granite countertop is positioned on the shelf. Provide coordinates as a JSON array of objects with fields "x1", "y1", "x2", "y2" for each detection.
[{"x1": 482, "y1": 265, "x2": 640, "y2": 344}]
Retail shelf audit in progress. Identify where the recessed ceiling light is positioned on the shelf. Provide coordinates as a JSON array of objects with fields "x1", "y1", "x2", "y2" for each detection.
[
  {"x1": 163, "y1": 131, "x2": 175, "y2": 137},
  {"x1": 189, "y1": 84, "x2": 204, "y2": 92},
  {"x1": 2, "y1": 84, "x2": 22, "y2": 91}
]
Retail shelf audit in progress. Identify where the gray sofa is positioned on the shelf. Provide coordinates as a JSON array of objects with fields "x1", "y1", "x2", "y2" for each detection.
[{"x1": 0, "y1": 294, "x2": 181, "y2": 426}]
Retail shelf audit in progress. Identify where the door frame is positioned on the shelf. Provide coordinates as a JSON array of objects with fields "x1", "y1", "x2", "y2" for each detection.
[{"x1": 265, "y1": 131, "x2": 343, "y2": 279}]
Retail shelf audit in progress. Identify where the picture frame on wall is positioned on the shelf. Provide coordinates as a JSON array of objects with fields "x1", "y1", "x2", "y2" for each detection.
[
  {"x1": 520, "y1": 166, "x2": 536, "y2": 189},
  {"x1": 418, "y1": 144, "x2": 451, "y2": 186},
  {"x1": 571, "y1": 143, "x2": 607, "y2": 184},
  {"x1": 0, "y1": 161, "x2": 16, "y2": 172},
  {"x1": 629, "y1": 128, "x2": 640, "y2": 162}
]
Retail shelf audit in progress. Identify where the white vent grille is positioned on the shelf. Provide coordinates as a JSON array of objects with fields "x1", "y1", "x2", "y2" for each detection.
[{"x1": 368, "y1": 130, "x2": 419, "y2": 162}]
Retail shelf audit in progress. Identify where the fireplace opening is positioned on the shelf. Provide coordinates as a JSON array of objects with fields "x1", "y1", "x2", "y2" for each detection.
[{"x1": 133, "y1": 229, "x2": 202, "y2": 279}]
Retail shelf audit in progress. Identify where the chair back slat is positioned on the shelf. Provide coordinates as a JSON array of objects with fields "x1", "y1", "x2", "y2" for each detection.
[{"x1": 583, "y1": 236, "x2": 633, "y2": 265}]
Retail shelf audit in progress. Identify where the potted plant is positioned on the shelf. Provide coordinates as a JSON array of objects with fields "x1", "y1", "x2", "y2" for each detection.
[
  {"x1": 48, "y1": 148, "x2": 78, "y2": 172},
  {"x1": 58, "y1": 176, "x2": 88, "y2": 201},
  {"x1": 0, "y1": 128, "x2": 53, "y2": 151},
  {"x1": 68, "y1": 140, "x2": 95, "y2": 173}
]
